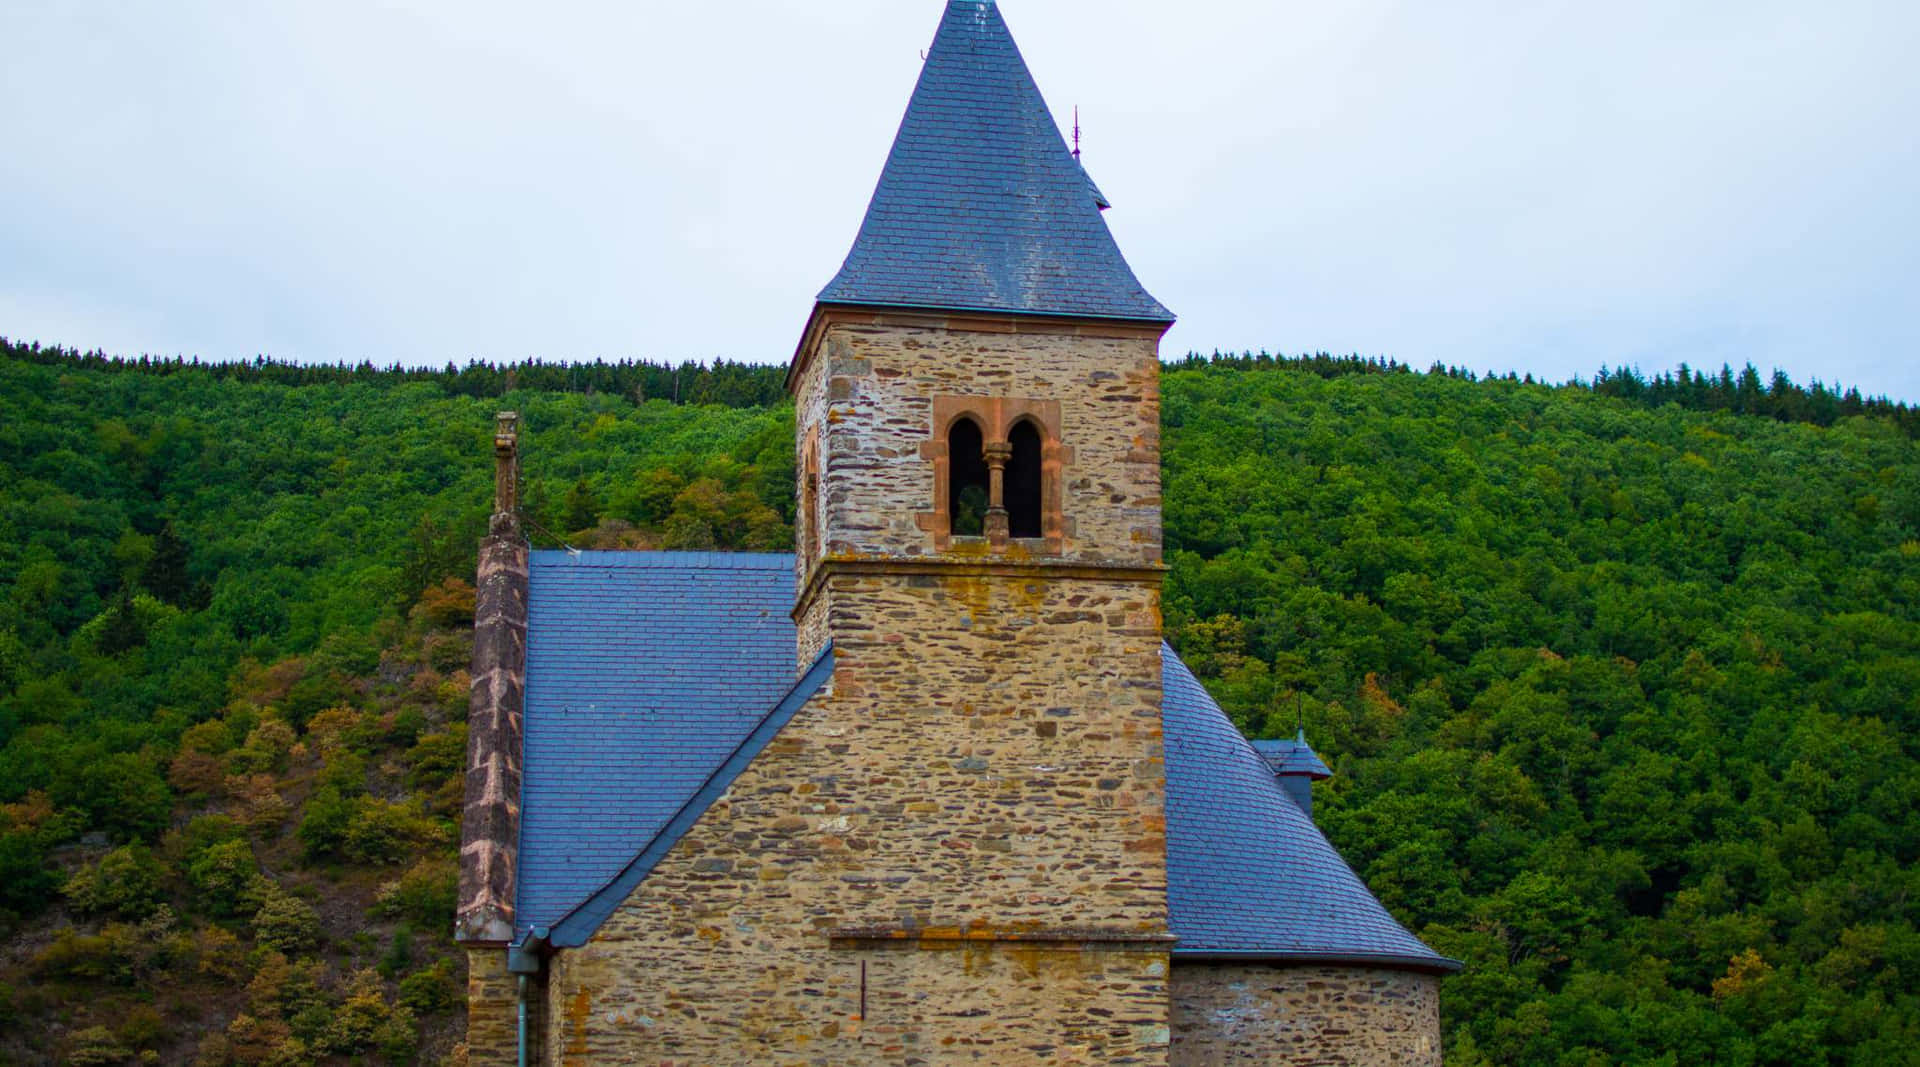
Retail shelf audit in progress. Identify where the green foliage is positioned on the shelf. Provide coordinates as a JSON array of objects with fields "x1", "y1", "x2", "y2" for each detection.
[
  {"x1": 398, "y1": 957, "x2": 459, "y2": 1015},
  {"x1": 0, "y1": 341, "x2": 1913, "y2": 1060},
  {"x1": 187, "y1": 838, "x2": 265, "y2": 917},
  {"x1": 248, "y1": 888, "x2": 320, "y2": 955},
  {"x1": 1160, "y1": 360, "x2": 1920, "y2": 1062},
  {"x1": 373, "y1": 859, "x2": 460, "y2": 929},
  {"x1": 60, "y1": 1025, "x2": 132, "y2": 1066},
  {"x1": 64, "y1": 845, "x2": 165, "y2": 920},
  {"x1": 294, "y1": 787, "x2": 353, "y2": 861}
]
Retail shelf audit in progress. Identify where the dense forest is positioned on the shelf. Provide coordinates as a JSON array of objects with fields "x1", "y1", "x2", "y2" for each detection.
[{"x1": 1, "y1": 339, "x2": 1915, "y2": 1064}]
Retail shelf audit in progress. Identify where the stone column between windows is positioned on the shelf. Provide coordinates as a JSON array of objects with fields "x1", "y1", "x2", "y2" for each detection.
[{"x1": 983, "y1": 440, "x2": 1012, "y2": 545}]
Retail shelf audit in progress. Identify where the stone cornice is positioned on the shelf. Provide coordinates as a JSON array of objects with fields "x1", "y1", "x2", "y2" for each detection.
[
  {"x1": 792, "y1": 556, "x2": 1165, "y2": 623},
  {"x1": 829, "y1": 926, "x2": 1178, "y2": 950},
  {"x1": 787, "y1": 302, "x2": 1173, "y2": 394}
]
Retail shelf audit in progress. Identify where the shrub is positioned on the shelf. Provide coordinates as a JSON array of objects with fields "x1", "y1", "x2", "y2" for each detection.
[
  {"x1": 187, "y1": 838, "x2": 264, "y2": 917},
  {"x1": 55, "y1": 753, "x2": 171, "y2": 842},
  {"x1": 167, "y1": 749, "x2": 227, "y2": 798},
  {"x1": 193, "y1": 925, "x2": 248, "y2": 984},
  {"x1": 64, "y1": 845, "x2": 163, "y2": 920},
  {"x1": 227, "y1": 718, "x2": 295, "y2": 775},
  {"x1": 250, "y1": 887, "x2": 320, "y2": 954},
  {"x1": 398, "y1": 958, "x2": 459, "y2": 1015},
  {"x1": 373, "y1": 858, "x2": 459, "y2": 927},
  {"x1": 341, "y1": 798, "x2": 416, "y2": 865},
  {"x1": 314, "y1": 748, "x2": 367, "y2": 795},
  {"x1": 404, "y1": 727, "x2": 465, "y2": 792},
  {"x1": 62, "y1": 1026, "x2": 131, "y2": 1067},
  {"x1": 414, "y1": 577, "x2": 476, "y2": 628},
  {"x1": 32, "y1": 928, "x2": 123, "y2": 983},
  {"x1": 295, "y1": 787, "x2": 352, "y2": 860},
  {"x1": 0, "y1": 829, "x2": 60, "y2": 918},
  {"x1": 321, "y1": 969, "x2": 416, "y2": 1060}
]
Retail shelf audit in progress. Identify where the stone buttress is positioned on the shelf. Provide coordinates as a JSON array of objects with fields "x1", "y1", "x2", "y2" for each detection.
[{"x1": 457, "y1": 413, "x2": 529, "y2": 1062}]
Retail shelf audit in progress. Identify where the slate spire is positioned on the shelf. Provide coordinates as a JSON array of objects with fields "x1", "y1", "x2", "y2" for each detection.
[{"x1": 817, "y1": 0, "x2": 1173, "y2": 323}]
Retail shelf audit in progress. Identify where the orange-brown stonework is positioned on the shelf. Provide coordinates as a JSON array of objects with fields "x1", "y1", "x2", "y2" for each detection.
[
  {"x1": 543, "y1": 566, "x2": 1170, "y2": 1064},
  {"x1": 466, "y1": 949, "x2": 523, "y2": 1065},
  {"x1": 793, "y1": 313, "x2": 1164, "y2": 578},
  {"x1": 1169, "y1": 964, "x2": 1442, "y2": 1066}
]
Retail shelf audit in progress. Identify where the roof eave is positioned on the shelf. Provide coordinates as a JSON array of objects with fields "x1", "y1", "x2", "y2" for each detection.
[{"x1": 1171, "y1": 949, "x2": 1465, "y2": 975}]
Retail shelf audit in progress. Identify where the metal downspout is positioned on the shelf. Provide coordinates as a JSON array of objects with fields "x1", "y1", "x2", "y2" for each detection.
[
  {"x1": 516, "y1": 974, "x2": 528, "y2": 1067},
  {"x1": 508, "y1": 931, "x2": 547, "y2": 1067}
]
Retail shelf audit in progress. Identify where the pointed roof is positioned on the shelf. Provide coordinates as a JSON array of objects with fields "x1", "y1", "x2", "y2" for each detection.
[
  {"x1": 1252, "y1": 730, "x2": 1334, "y2": 780},
  {"x1": 817, "y1": 0, "x2": 1173, "y2": 323}
]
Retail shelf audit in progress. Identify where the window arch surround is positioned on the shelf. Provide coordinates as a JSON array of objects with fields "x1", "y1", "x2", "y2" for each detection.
[{"x1": 918, "y1": 395, "x2": 1071, "y2": 552}]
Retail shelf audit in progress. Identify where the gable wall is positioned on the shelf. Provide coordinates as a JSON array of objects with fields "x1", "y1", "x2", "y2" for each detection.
[{"x1": 546, "y1": 566, "x2": 1170, "y2": 1063}]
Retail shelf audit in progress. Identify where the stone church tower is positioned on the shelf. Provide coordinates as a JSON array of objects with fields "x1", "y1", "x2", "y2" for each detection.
[{"x1": 458, "y1": 3, "x2": 1454, "y2": 1063}]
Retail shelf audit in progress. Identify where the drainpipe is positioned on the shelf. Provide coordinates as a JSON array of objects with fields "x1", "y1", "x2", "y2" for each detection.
[
  {"x1": 508, "y1": 930, "x2": 548, "y2": 1067},
  {"x1": 516, "y1": 974, "x2": 528, "y2": 1067}
]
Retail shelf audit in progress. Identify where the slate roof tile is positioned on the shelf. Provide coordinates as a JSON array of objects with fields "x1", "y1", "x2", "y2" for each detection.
[
  {"x1": 817, "y1": 0, "x2": 1173, "y2": 323},
  {"x1": 516, "y1": 550, "x2": 1450, "y2": 969}
]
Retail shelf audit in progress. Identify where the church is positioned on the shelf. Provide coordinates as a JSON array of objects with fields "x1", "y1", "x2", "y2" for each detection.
[{"x1": 456, "y1": 2, "x2": 1456, "y2": 1063}]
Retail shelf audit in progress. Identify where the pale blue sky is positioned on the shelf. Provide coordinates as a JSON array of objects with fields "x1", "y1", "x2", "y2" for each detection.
[{"x1": 2, "y1": 1, "x2": 1916, "y2": 399}]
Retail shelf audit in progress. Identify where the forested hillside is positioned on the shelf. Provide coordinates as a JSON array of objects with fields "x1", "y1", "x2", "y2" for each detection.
[{"x1": 2, "y1": 341, "x2": 1915, "y2": 1064}]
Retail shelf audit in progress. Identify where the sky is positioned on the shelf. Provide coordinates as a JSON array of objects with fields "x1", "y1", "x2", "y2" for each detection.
[{"x1": 3, "y1": 1, "x2": 1917, "y2": 400}]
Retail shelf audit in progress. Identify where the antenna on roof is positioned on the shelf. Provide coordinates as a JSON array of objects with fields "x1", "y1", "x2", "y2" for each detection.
[{"x1": 1072, "y1": 106, "x2": 1082, "y2": 159}]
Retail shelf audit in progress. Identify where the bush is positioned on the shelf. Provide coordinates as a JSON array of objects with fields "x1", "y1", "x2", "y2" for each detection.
[
  {"x1": 32, "y1": 928, "x2": 124, "y2": 983},
  {"x1": 187, "y1": 838, "x2": 264, "y2": 917},
  {"x1": 55, "y1": 753, "x2": 172, "y2": 842},
  {"x1": 62, "y1": 1026, "x2": 131, "y2": 1066},
  {"x1": 64, "y1": 845, "x2": 163, "y2": 920},
  {"x1": 227, "y1": 719, "x2": 295, "y2": 775},
  {"x1": 250, "y1": 887, "x2": 320, "y2": 954},
  {"x1": 342, "y1": 798, "x2": 417, "y2": 865},
  {"x1": 404, "y1": 727, "x2": 466, "y2": 792},
  {"x1": 398, "y1": 958, "x2": 459, "y2": 1015},
  {"x1": 373, "y1": 858, "x2": 459, "y2": 927},
  {"x1": 295, "y1": 787, "x2": 352, "y2": 860},
  {"x1": 321, "y1": 969, "x2": 416, "y2": 1060},
  {"x1": 0, "y1": 829, "x2": 60, "y2": 918}
]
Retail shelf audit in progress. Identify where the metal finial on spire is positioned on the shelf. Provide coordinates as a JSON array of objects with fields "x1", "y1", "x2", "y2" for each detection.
[{"x1": 1072, "y1": 106, "x2": 1082, "y2": 159}]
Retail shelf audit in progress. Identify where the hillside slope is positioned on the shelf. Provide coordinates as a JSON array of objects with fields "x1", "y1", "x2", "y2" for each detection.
[{"x1": 1, "y1": 346, "x2": 1915, "y2": 1064}]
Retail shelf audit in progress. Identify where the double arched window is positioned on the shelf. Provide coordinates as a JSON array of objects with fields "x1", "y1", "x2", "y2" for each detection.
[{"x1": 944, "y1": 414, "x2": 1046, "y2": 541}]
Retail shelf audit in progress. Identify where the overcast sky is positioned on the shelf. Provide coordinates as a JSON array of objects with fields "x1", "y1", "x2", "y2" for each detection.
[{"x1": 3, "y1": 1, "x2": 1916, "y2": 399}]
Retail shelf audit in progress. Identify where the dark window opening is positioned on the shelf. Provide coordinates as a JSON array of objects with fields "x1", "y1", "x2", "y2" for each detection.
[
  {"x1": 802, "y1": 471, "x2": 819, "y2": 558},
  {"x1": 948, "y1": 417, "x2": 988, "y2": 536},
  {"x1": 1007, "y1": 420, "x2": 1044, "y2": 538}
]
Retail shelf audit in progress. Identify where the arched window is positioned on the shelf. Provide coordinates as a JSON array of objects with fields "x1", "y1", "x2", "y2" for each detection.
[
  {"x1": 1007, "y1": 419, "x2": 1044, "y2": 538},
  {"x1": 800, "y1": 432, "x2": 820, "y2": 560},
  {"x1": 948, "y1": 417, "x2": 989, "y2": 536}
]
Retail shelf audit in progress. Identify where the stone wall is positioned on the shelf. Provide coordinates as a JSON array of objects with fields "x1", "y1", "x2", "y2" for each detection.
[
  {"x1": 545, "y1": 567, "x2": 1170, "y2": 1064},
  {"x1": 1168, "y1": 964, "x2": 1442, "y2": 1066},
  {"x1": 793, "y1": 310, "x2": 1165, "y2": 578},
  {"x1": 466, "y1": 949, "x2": 520, "y2": 1065}
]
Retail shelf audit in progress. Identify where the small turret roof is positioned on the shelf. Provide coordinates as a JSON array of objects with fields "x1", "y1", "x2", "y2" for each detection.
[
  {"x1": 817, "y1": 0, "x2": 1173, "y2": 323},
  {"x1": 1251, "y1": 730, "x2": 1334, "y2": 780}
]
